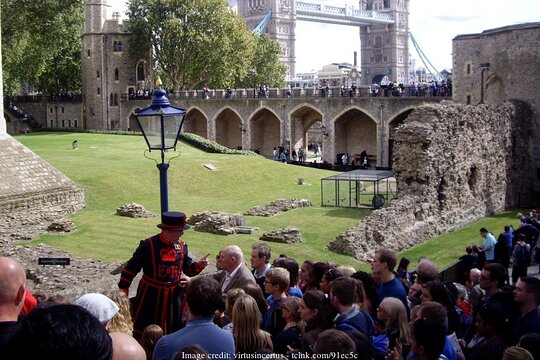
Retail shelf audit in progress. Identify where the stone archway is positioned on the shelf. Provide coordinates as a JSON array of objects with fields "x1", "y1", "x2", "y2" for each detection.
[
  {"x1": 290, "y1": 105, "x2": 323, "y2": 156},
  {"x1": 185, "y1": 108, "x2": 208, "y2": 138},
  {"x1": 128, "y1": 112, "x2": 140, "y2": 132},
  {"x1": 215, "y1": 108, "x2": 243, "y2": 149},
  {"x1": 249, "y1": 108, "x2": 281, "y2": 157},
  {"x1": 334, "y1": 108, "x2": 377, "y2": 166},
  {"x1": 388, "y1": 109, "x2": 414, "y2": 168}
]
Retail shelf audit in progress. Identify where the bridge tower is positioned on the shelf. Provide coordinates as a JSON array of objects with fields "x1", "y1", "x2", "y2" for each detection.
[
  {"x1": 360, "y1": 0, "x2": 409, "y2": 85},
  {"x1": 236, "y1": 0, "x2": 296, "y2": 80}
]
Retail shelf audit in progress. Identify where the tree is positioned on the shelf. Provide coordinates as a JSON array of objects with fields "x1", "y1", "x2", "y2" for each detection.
[
  {"x1": 1, "y1": 0, "x2": 84, "y2": 95},
  {"x1": 127, "y1": 0, "x2": 256, "y2": 91},
  {"x1": 237, "y1": 34, "x2": 287, "y2": 89}
]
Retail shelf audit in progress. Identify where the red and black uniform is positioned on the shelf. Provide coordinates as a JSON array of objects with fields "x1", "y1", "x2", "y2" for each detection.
[{"x1": 118, "y1": 233, "x2": 203, "y2": 339}]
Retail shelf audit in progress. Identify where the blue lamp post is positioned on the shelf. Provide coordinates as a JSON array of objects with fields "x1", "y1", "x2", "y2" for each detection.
[{"x1": 133, "y1": 78, "x2": 186, "y2": 213}]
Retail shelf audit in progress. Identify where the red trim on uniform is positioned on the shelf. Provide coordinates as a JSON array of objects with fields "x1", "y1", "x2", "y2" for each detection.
[
  {"x1": 162, "y1": 288, "x2": 170, "y2": 334},
  {"x1": 149, "y1": 237, "x2": 157, "y2": 280},
  {"x1": 119, "y1": 275, "x2": 132, "y2": 286},
  {"x1": 122, "y1": 268, "x2": 136, "y2": 277},
  {"x1": 132, "y1": 280, "x2": 149, "y2": 331}
]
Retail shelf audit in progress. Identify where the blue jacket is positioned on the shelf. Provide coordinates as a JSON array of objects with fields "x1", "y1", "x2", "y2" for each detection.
[{"x1": 334, "y1": 307, "x2": 375, "y2": 336}]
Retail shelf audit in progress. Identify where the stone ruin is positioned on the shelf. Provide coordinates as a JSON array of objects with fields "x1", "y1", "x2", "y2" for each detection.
[
  {"x1": 0, "y1": 240, "x2": 122, "y2": 301},
  {"x1": 0, "y1": 135, "x2": 85, "y2": 241},
  {"x1": 187, "y1": 211, "x2": 246, "y2": 235},
  {"x1": 116, "y1": 203, "x2": 156, "y2": 218},
  {"x1": 260, "y1": 227, "x2": 303, "y2": 244},
  {"x1": 244, "y1": 198, "x2": 313, "y2": 217},
  {"x1": 329, "y1": 101, "x2": 531, "y2": 261},
  {"x1": 47, "y1": 219, "x2": 77, "y2": 233}
]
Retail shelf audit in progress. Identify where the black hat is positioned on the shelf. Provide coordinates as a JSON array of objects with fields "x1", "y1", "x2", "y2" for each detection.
[{"x1": 157, "y1": 211, "x2": 190, "y2": 231}]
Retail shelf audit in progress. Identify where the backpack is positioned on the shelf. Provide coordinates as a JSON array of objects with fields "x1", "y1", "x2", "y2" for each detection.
[
  {"x1": 447, "y1": 305, "x2": 470, "y2": 338},
  {"x1": 515, "y1": 243, "x2": 531, "y2": 267}
]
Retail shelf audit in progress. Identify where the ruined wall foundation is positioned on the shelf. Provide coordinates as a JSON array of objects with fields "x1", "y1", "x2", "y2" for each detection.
[
  {"x1": 329, "y1": 101, "x2": 530, "y2": 261},
  {"x1": 0, "y1": 135, "x2": 85, "y2": 240}
]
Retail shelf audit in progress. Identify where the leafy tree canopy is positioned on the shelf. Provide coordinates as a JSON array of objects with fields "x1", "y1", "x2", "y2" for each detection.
[
  {"x1": 1, "y1": 0, "x2": 84, "y2": 95},
  {"x1": 128, "y1": 0, "x2": 255, "y2": 91},
  {"x1": 237, "y1": 34, "x2": 287, "y2": 89},
  {"x1": 128, "y1": 0, "x2": 285, "y2": 91}
]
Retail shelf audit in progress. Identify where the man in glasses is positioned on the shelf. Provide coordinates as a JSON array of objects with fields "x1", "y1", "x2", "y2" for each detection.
[{"x1": 250, "y1": 243, "x2": 272, "y2": 295}]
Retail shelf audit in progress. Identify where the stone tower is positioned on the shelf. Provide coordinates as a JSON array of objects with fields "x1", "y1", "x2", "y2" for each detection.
[
  {"x1": 81, "y1": 0, "x2": 151, "y2": 130},
  {"x1": 359, "y1": 0, "x2": 409, "y2": 85},
  {"x1": 236, "y1": 0, "x2": 296, "y2": 80}
]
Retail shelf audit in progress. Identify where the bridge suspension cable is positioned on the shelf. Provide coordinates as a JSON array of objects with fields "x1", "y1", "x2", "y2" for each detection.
[
  {"x1": 252, "y1": 10, "x2": 273, "y2": 35},
  {"x1": 409, "y1": 32, "x2": 444, "y2": 81}
]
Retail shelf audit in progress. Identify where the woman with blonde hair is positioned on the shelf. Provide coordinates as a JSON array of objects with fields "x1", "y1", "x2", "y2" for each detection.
[
  {"x1": 105, "y1": 289, "x2": 133, "y2": 335},
  {"x1": 503, "y1": 346, "x2": 533, "y2": 360},
  {"x1": 336, "y1": 265, "x2": 356, "y2": 277},
  {"x1": 376, "y1": 297, "x2": 413, "y2": 358},
  {"x1": 232, "y1": 295, "x2": 273, "y2": 354}
]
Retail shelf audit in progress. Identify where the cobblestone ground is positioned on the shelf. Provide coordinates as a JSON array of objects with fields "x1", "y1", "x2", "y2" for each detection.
[
  {"x1": 0, "y1": 212, "x2": 124, "y2": 301},
  {"x1": 0, "y1": 211, "x2": 215, "y2": 301}
]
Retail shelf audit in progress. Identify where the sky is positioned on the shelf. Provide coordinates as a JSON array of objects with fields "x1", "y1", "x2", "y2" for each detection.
[{"x1": 109, "y1": 0, "x2": 540, "y2": 75}]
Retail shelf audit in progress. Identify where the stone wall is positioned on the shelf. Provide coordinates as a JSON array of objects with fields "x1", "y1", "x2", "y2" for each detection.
[
  {"x1": 453, "y1": 22, "x2": 540, "y2": 205},
  {"x1": 45, "y1": 102, "x2": 83, "y2": 129},
  {"x1": 0, "y1": 135, "x2": 85, "y2": 238},
  {"x1": 328, "y1": 101, "x2": 529, "y2": 261}
]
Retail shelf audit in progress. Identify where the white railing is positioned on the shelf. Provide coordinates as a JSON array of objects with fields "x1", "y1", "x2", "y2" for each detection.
[{"x1": 296, "y1": 1, "x2": 394, "y2": 23}]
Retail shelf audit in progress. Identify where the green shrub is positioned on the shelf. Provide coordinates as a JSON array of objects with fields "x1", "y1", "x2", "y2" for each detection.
[{"x1": 179, "y1": 132, "x2": 263, "y2": 156}]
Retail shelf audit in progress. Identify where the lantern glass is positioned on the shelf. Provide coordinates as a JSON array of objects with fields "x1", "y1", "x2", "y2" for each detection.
[{"x1": 136, "y1": 113, "x2": 184, "y2": 151}]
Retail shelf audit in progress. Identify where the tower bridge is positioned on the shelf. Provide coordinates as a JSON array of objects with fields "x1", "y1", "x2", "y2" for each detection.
[
  {"x1": 237, "y1": 0, "x2": 409, "y2": 84},
  {"x1": 295, "y1": 1, "x2": 395, "y2": 26}
]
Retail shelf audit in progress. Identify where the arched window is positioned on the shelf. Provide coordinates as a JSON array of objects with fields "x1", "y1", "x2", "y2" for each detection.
[
  {"x1": 109, "y1": 93, "x2": 114, "y2": 106},
  {"x1": 114, "y1": 94, "x2": 118, "y2": 106},
  {"x1": 114, "y1": 68, "x2": 119, "y2": 81},
  {"x1": 137, "y1": 62, "x2": 145, "y2": 82},
  {"x1": 113, "y1": 41, "x2": 118, "y2": 52},
  {"x1": 118, "y1": 41, "x2": 123, "y2": 52}
]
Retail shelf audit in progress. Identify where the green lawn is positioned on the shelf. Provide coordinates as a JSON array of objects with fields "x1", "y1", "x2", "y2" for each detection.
[{"x1": 14, "y1": 133, "x2": 522, "y2": 272}]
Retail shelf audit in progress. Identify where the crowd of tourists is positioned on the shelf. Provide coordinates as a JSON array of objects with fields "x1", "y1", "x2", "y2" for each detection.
[{"x1": 1, "y1": 210, "x2": 540, "y2": 360}]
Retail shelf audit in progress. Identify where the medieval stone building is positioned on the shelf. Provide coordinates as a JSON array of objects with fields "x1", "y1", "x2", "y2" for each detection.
[
  {"x1": 81, "y1": 0, "x2": 152, "y2": 130},
  {"x1": 453, "y1": 22, "x2": 540, "y2": 204}
]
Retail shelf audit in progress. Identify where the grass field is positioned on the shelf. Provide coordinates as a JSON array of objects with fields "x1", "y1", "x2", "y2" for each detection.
[{"x1": 14, "y1": 132, "x2": 522, "y2": 272}]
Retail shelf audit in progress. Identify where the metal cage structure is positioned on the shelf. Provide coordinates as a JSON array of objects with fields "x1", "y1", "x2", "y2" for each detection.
[{"x1": 321, "y1": 169, "x2": 396, "y2": 209}]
